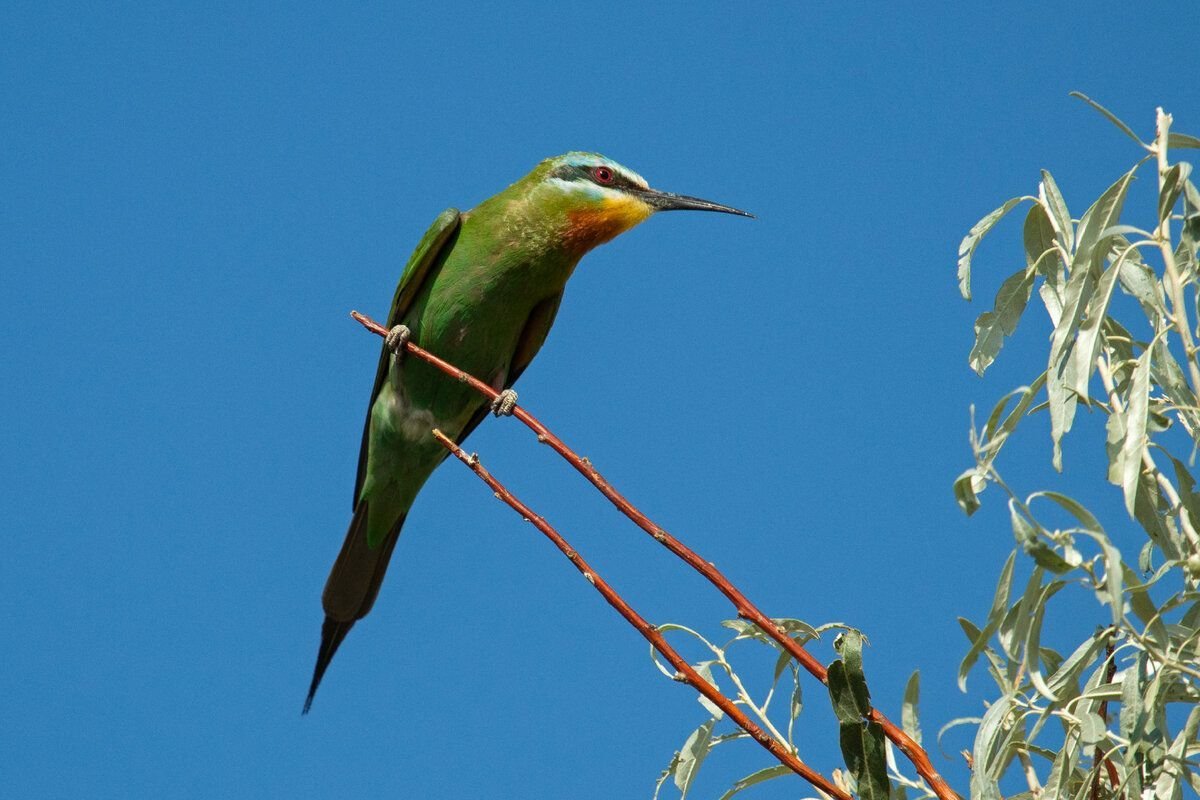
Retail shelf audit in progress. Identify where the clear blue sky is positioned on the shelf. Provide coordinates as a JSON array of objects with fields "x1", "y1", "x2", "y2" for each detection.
[{"x1": 4, "y1": 3, "x2": 1198, "y2": 798}]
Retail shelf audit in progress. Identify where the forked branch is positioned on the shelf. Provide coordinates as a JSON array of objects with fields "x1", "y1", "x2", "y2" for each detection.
[
  {"x1": 431, "y1": 429, "x2": 849, "y2": 800},
  {"x1": 351, "y1": 309, "x2": 959, "y2": 800}
]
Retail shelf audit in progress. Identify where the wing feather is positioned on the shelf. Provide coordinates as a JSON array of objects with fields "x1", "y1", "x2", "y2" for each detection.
[{"x1": 353, "y1": 208, "x2": 462, "y2": 505}]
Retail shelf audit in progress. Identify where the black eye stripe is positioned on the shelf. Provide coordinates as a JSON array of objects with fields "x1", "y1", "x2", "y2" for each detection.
[{"x1": 551, "y1": 163, "x2": 635, "y2": 189}]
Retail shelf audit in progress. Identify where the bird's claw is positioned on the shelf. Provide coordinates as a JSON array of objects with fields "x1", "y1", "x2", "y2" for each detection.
[
  {"x1": 491, "y1": 389, "x2": 518, "y2": 417},
  {"x1": 386, "y1": 325, "x2": 412, "y2": 358}
]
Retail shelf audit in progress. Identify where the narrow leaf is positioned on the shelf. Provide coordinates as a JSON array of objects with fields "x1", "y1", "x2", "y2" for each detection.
[
  {"x1": 1121, "y1": 345, "x2": 1153, "y2": 514},
  {"x1": 1159, "y1": 162, "x2": 1192, "y2": 222},
  {"x1": 959, "y1": 197, "x2": 1027, "y2": 300},
  {"x1": 1068, "y1": 248, "x2": 1130, "y2": 400},
  {"x1": 954, "y1": 469, "x2": 985, "y2": 516},
  {"x1": 716, "y1": 765, "x2": 792, "y2": 800},
  {"x1": 901, "y1": 671, "x2": 922, "y2": 746},
  {"x1": 1168, "y1": 131, "x2": 1200, "y2": 149},
  {"x1": 827, "y1": 661, "x2": 860, "y2": 725},
  {"x1": 838, "y1": 721, "x2": 891, "y2": 800},
  {"x1": 1069, "y1": 91, "x2": 1147, "y2": 147},
  {"x1": 1040, "y1": 171, "x2": 1073, "y2": 252},
  {"x1": 970, "y1": 267, "x2": 1035, "y2": 375},
  {"x1": 958, "y1": 551, "x2": 1016, "y2": 690},
  {"x1": 674, "y1": 718, "x2": 717, "y2": 796}
]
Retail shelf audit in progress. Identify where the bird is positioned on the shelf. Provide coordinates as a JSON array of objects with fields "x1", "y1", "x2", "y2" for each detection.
[{"x1": 305, "y1": 152, "x2": 751, "y2": 712}]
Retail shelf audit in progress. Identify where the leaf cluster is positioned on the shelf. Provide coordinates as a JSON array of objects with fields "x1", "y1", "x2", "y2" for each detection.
[
  {"x1": 953, "y1": 96, "x2": 1200, "y2": 799},
  {"x1": 652, "y1": 620, "x2": 929, "y2": 800}
]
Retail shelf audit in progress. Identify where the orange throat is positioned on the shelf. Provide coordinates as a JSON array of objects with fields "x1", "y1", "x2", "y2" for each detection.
[{"x1": 564, "y1": 196, "x2": 652, "y2": 252}]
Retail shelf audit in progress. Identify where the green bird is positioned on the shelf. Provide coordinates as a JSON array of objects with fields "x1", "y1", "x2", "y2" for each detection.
[{"x1": 305, "y1": 152, "x2": 750, "y2": 711}]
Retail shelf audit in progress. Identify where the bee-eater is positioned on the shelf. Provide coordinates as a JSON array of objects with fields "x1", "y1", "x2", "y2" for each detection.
[{"x1": 305, "y1": 152, "x2": 750, "y2": 711}]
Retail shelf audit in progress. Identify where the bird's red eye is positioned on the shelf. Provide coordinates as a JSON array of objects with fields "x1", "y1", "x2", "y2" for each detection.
[{"x1": 593, "y1": 166, "x2": 615, "y2": 184}]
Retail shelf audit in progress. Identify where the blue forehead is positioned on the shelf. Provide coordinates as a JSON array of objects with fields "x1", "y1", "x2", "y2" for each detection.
[
  {"x1": 558, "y1": 151, "x2": 612, "y2": 169},
  {"x1": 549, "y1": 151, "x2": 648, "y2": 187}
]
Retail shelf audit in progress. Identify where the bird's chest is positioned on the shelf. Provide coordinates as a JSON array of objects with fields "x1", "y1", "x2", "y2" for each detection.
[{"x1": 416, "y1": 251, "x2": 570, "y2": 367}]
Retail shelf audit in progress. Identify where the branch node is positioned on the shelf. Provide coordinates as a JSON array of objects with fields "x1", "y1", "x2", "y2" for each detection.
[
  {"x1": 671, "y1": 671, "x2": 688, "y2": 683},
  {"x1": 653, "y1": 529, "x2": 668, "y2": 542},
  {"x1": 583, "y1": 572, "x2": 595, "y2": 585}
]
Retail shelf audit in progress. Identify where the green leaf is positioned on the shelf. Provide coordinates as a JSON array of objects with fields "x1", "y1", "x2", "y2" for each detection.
[
  {"x1": 1106, "y1": 408, "x2": 1126, "y2": 486},
  {"x1": 1045, "y1": 631, "x2": 1107, "y2": 699},
  {"x1": 1133, "y1": 469, "x2": 1182, "y2": 561},
  {"x1": 1031, "y1": 490, "x2": 1105, "y2": 534},
  {"x1": 1040, "y1": 171, "x2": 1073, "y2": 252},
  {"x1": 1077, "y1": 711, "x2": 1107, "y2": 745},
  {"x1": 1026, "y1": 203, "x2": 1066, "y2": 324},
  {"x1": 836, "y1": 630, "x2": 871, "y2": 714},
  {"x1": 958, "y1": 551, "x2": 1016, "y2": 690},
  {"x1": 970, "y1": 267, "x2": 1036, "y2": 375},
  {"x1": 999, "y1": 565, "x2": 1045, "y2": 661},
  {"x1": 971, "y1": 694, "x2": 1017, "y2": 800},
  {"x1": 937, "y1": 715, "x2": 984, "y2": 753},
  {"x1": 674, "y1": 718, "x2": 716, "y2": 797},
  {"x1": 978, "y1": 375, "x2": 1048, "y2": 473},
  {"x1": 1122, "y1": 564, "x2": 1169, "y2": 646},
  {"x1": 827, "y1": 660, "x2": 861, "y2": 725},
  {"x1": 1045, "y1": 168, "x2": 1137, "y2": 469},
  {"x1": 715, "y1": 765, "x2": 792, "y2": 800},
  {"x1": 1168, "y1": 131, "x2": 1200, "y2": 149},
  {"x1": 954, "y1": 469, "x2": 984, "y2": 516},
  {"x1": 902, "y1": 670, "x2": 922, "y2": 746},
  {"x1": 1074, "y1": 166, "x2": 1138, "y2": 273},
  {"x1": 1121, "y1": 345, "x2": 1153, "y2": 514},
  {"x1": 1009, "y1": 504, "x2": 1073, "y2": 573},
  {"x1": 692, "y1": 661, "x2": 724, "y2": 719},
  {"x1": 838, "y1": 721, "x2": 891, "y2": 800},
  {"x1": 1078, "y1": 530, "x2": 1125, "y2": 628},
  {"x1": 789, "y1": 675, "x2": 803, "y2": 724},
  {"x1": 1069, "y1": 91, "x2": 1147, "y2": 147},
  {"x1": 1116, "y1": 247, "x2": 1164, "y2": 318},
  {"x1": 1068, "y1": 245, "x2": 1133, "y2": 401},
  {"x1": 1023, "y1": 580, "x2": 1067, "y2": 699},
  {"x1": 1039, "y1": 725, "x2": 1082, "y2": 799},
  {"x1": 1154, "y1": 705, "x2": 1200, "y2": 800},
  {"x1": 1167, "y1": 455, "x2": 1200, "y2": 533},
  {"x1": 653, "y1": 751, "x2": 682, "y2": 800},
  {"x1": 1159, "y1": 162, "x2": 1192, "y2": 222},
  {"x1": 958, "y1": 197, "x2": 1028, "y2": 300},
  {"x1": 827, "y1": 633, "x2": 871, "y2": 728}
]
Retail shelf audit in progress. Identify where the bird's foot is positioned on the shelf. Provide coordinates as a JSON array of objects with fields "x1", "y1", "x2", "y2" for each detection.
[
  {"x1": 491, "y1": 389, "x2": 518, "y2": 417},
  {"x1": 386, "y1": 325, "x2": 412, "y2": 358}
]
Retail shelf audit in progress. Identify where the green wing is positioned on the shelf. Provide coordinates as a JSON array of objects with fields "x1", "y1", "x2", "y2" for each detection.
[
  {"x1": 450, "y1": 291, "x2": 564, "y2": 450},
  {"x1": 353, "y1": 207, "x2": 461, "y2": 505}
]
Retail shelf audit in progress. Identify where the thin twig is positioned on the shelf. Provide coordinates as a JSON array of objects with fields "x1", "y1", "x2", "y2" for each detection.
[
  {"x1": 431, "y1": 429, "x2": 850, "y2": 800},
  {"x1": 351, "y1": 309, "x2": 961, "y2": 800}
]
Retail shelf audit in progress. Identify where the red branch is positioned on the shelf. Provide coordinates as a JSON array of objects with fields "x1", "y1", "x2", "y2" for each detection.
[
  {"x1": 431, "y1": 429, "x2": 850, "y2": 800},
  {"x1": 1091, "y1": 637, "x2": 1121, "y2": 800},
  {"x1": 352, "y1": 310, "x2": 960, "y2": 800}
]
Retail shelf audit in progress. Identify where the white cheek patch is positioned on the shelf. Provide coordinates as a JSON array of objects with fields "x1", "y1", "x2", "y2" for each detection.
[{"x1": 543, "y1": 177, "x2": 626, "y2": 204}]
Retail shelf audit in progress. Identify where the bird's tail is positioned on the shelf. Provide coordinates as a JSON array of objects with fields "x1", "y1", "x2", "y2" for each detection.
[{"x1": 304, "y1": 502, "x2": 405, "y2": 713}]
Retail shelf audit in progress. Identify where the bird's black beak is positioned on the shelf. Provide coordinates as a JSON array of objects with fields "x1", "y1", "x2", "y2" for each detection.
[{"x1": 633, "y1": 187, "x2": 754, "y2": 218}]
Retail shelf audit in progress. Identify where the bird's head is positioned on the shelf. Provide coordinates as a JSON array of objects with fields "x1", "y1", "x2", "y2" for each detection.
[{"x1": 519, "y1": 152, "x2": 752, "y2": 252}]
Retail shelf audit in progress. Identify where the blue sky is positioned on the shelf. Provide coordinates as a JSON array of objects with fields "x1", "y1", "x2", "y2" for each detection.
[{"x1": 4, "y1": 3, "x2": 1199, "y2": 798}]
